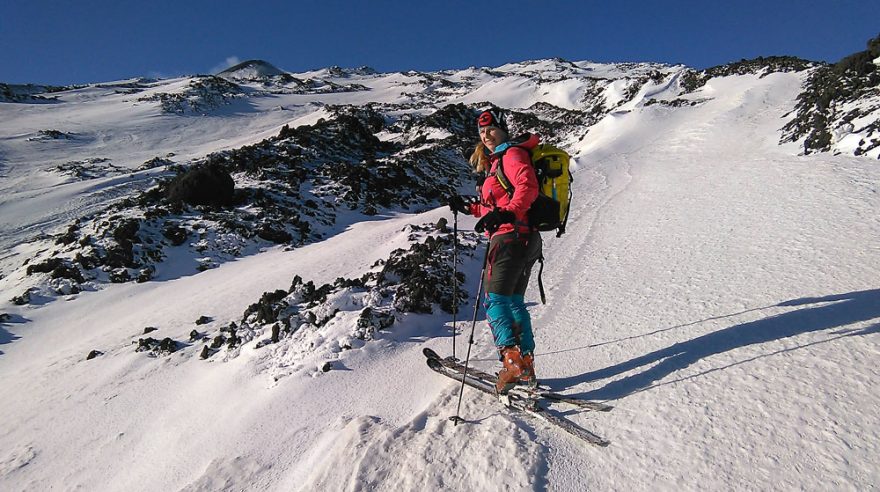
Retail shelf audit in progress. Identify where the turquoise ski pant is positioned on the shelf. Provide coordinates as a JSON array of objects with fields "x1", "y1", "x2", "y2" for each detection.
[
  {"x1": 485, "y1": 293, "x2": 535, "y2": 355},
  {"x1": 482, "y1": 231, "x2": 542, "y2": 355}
]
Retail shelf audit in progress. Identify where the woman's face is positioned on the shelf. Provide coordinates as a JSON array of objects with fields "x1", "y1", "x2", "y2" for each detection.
[{"x1": 480, "y1": 126, "x2": 507, "y2": 152}]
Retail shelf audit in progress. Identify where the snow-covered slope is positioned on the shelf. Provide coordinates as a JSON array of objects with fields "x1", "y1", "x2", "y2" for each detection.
[{"x1": 1, "y1": 56, "x2": 879, "y2": 491}]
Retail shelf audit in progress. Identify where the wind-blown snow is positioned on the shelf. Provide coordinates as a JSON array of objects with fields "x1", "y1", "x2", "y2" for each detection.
[{"x1": 1, "y1": 61, "x2": 879, "y2": 491}]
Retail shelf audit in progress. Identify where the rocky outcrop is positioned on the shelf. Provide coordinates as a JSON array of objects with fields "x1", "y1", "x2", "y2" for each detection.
[{"x1": 781, "y1": 34, "x2": 880, "y2": 157}]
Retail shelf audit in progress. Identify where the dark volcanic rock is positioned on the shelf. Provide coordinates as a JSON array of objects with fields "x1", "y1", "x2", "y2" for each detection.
[
  {"x1": 161, "y1": 224, "x2": 188, "y2": 246},
  {"x1": 26, "y1": 258, "x2": 85, "y2": 283},
  {"x1": 781, "y1": 34, "x2": 880, "y2": 156},
  {"x1": 210, "y1": 336, "x2": 225, "y2": 349},
  {"x1": 244, "y1": 290, "x2": 289, "y2": 325},
  {"x1": 135, "y1": 336, "x2": 179, "y2": 354},
  {"x1": 166, "y1": 164, "x2": 235, "y2": 207},
  {"x1": 256, "y1": 224, "x2": 293, "y2": 244},
  {"x1": 11, "y1": 289, "x2": 35, "y2": 306}
]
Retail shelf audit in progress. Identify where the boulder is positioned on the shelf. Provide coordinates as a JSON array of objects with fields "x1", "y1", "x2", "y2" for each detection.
[{"x1": 166, "y1": 164, "x2": 235, "y2": 207}]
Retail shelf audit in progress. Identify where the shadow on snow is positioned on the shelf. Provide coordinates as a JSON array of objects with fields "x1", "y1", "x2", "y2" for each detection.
[
  {"x1": 543, "y1": 289, "x2": 880, "y2": 401},
  {"x1": 0, "y1": 313, "x2": 28, "y2": 356}
]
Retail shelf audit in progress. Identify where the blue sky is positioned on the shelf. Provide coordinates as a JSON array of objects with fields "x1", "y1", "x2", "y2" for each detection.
[{"x1": 2, "y1": 0, "x2": 878, "y2": 85}]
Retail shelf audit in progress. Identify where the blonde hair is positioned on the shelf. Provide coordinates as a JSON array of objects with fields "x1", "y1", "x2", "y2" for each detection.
[{"x1": 469, "y1": 142, "x2": 489, "y2": 173}]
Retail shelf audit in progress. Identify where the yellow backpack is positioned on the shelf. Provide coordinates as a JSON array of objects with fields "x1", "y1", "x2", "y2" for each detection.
[{"x1": 495, "y1": 142, "x2": 573, "y2": 238}]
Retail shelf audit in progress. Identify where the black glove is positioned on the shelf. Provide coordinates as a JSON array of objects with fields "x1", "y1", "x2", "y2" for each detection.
[
  {"x1": 448, "y1": 195, "x2": 477, "y2": 215},
  {"x1": 475, "y1": 209, "x2": 515, "y2": 234}
]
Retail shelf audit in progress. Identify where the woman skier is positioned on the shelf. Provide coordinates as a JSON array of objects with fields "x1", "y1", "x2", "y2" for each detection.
[{"x1": 449, "y1": 108, "x2": 543, "y2": 393}]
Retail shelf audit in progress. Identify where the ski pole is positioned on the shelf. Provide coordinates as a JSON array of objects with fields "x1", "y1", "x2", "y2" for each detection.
[
  {"x1": 449, "y1": 239, "x2": 490, "y2": 425},
  {"x1": 451, "y1": 210, "x2": 459, "y2": 359}
]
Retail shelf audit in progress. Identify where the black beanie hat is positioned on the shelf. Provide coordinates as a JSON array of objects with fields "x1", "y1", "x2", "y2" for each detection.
[{"x1": 477, "y1": 109, "x2": 508, "y2": 133}]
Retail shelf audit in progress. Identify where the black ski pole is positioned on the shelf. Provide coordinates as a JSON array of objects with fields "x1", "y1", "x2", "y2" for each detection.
[
  {"x1": 451, "y1": 210, "x2": 459, "y2": 359},
  {"x1": 449, "y1": 239, "x2": 490, "y2": 425}
]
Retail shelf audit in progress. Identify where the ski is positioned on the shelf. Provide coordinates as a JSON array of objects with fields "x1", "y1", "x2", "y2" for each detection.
[
  {"x1": 425, "y1": 352, "x2": 610, "y2": 447},
  {"x1": 422, "y1": 348, "x2": 613, "y2": 412}
]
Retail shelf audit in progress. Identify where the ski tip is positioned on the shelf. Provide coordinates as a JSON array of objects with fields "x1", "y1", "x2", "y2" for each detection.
[{"x1": 422, "y1": 347, "x2": 440, "y2": 360}]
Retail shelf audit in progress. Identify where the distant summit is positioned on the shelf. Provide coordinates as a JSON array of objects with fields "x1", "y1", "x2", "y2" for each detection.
[{"x1": 219, "y1": 59, "x2": 286, "y2": 79}]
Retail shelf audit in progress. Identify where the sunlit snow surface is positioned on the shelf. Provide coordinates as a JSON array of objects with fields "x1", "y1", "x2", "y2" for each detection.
[{"x1": 1, "y1": 61, "x2": 879, "y2": 491}]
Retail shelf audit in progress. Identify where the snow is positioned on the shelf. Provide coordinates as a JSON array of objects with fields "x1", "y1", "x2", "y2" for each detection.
[{"x1": 2, "y1": 60, "x2": 880, "y2": 491}]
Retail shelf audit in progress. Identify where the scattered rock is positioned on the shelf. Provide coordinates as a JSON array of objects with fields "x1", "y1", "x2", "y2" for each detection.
[
  {"x1": 35, "y1": 129, "x2": 74, "y2": 140},
  {"x1": 321, "y1": 361, "x2": 333, "y2": 372},
  {"x1": 109, "y1": 268, "x2": 131, "y2": 283},
  {"x1": 49, "y1": 278, "x2": 81, "y2": 295},
  {"x1": 199, "y1": 345, "x2": 212, "y2": 359},
  {"x1": 166, "y1": 164, "x2": 235, "y2": 207},
  {"x1": 354, "y1": 307, "x2": 395, "y2": 340},
  {"x1": 11, "y1": 289, "x2": 34, "y2": 306},
  {"x1": 135, "y1": 336, "x2": 179, "y2": 355},
  {"x1": 435, "y1": 217, "x2": 448, "y2": 232},
  {"x1": 143, "y1": 327, "x2": 158, "y2": 334},
  {"x1": 86, "y1": 350, "x2": 103, "y2": 360},
  {"x1": 112, "y1": 218, "x2": 141, "y2": 246},
  {"x1": 256, "y1": 224, "x2": 292, "y2": 244},
  {"x1": 56, "y1": 223, "x2": 79, "y2": 245},
  {"x1": 161, "y1": 224, "x2": 188, "y2": 246},
  {"x1": 136, "y1": 266, "x2": 155, "y2": 283},
  {"x1": 26, "y1": 258, "x2": 85, "y2": 282},
  {"x1": 227, "y1": 332, "x2": 240, "y2": 348},
  {"x1": 210, "y1": 336, "x2": 225, "y2": 349},
  {"x1": 243, "y1": 290, "x2": 288, "y2": 325},
  {"x1": 75, "y1": 251, "x2": 100, "y2": 270},
  {"x1": 195, "y1": 316, "x2": 213, "y2": 325},
  {"x1": 159, "y1": 337, "x2": 177, "y2": 352}
]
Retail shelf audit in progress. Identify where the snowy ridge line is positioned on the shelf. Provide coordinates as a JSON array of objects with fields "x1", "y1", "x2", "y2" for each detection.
[{"x1": 3, "y1": 53, "x2": 850, "y2": 274}]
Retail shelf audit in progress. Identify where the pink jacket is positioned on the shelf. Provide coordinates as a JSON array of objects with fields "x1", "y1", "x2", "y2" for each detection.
[{"x1": 469, "y1": 134, "x2": 540, "y2": 236}]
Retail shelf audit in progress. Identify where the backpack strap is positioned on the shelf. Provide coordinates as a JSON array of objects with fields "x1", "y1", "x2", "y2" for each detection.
[
  {"x1": 490, "y1": 133, "x2": 534, "y2": 199},
  {"x1": 557, "y1": 178, "x2": 573, "y2": 237},
  {"x1": 492, "y1": 149, "x2": 515, "y2": 198},
  {"x1": 537, "y1": 254, "x2": 546, "y2": 304}
]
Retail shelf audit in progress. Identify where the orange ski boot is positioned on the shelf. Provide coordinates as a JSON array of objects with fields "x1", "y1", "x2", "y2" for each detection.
[
  {"x1": 519, "y1": 353, "x2": 537, "y2": 388},
  {"x1": 496, "y1": 346, "x2": 526, "y2": 394}
]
